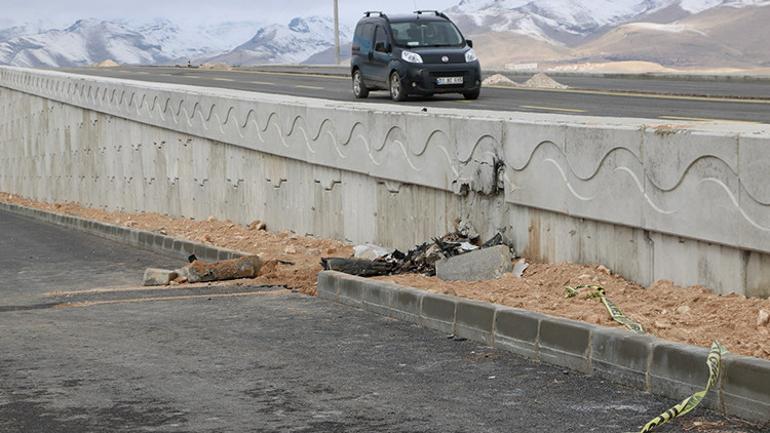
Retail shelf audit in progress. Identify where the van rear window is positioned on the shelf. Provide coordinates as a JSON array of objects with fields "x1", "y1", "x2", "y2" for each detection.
[{"x1": 390, "y1": 21, "x2": 463, "y2": 48}]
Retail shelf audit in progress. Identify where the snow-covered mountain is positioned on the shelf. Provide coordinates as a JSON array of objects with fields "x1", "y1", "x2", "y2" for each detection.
[
  {"x1": 133, "y1": 19, "x2": 264, "y2": 61},
  {"x1": 447, "y1": 0, "x2": 770, "y2": 45},
  {"x1": 2, "y1": 1, "x2": 770, "y2": 69},
  {"x1": 0, "y1": 19, "x2": 171, "y2": 67},
  {"x1": 206, "y1": 16, "x2": 351, "y2": 65},
  {"x1": 0, "y1": 16, "x2": 346, "y2": 67},
  {"x1": 445, "y1": 0, "x2": 770, "y2": 68}
]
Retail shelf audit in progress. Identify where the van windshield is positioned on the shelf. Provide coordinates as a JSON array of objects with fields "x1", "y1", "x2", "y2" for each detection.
[{"x1": 390, "y1": 21, "x2": 464, "y2": 48}]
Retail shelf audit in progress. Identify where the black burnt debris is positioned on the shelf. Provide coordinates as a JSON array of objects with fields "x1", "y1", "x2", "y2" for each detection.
[{"x1": 321, "y1": 222, "x2": 510, "y2": 277}]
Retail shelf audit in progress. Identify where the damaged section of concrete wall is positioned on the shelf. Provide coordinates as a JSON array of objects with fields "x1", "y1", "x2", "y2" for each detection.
[{"x1": 2, "y1": 66, "x2": 770, "y2": 297}]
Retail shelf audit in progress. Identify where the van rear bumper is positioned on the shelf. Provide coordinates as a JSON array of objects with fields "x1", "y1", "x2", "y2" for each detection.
[{"x1": 400, "y1": 62, "x2": 482, "y2": 95}]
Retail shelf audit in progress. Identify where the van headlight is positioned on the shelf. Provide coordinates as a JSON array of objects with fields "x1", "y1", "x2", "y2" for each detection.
[
  {"x1": 401, "y1": 50, "x2": 424, "y2": 64},
  {"x1": 465, "y1": 48, "x2": 478, "y2": 63}
]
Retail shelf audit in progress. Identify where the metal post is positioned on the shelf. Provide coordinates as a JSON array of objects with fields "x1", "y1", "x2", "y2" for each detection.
[{"x1": 334, "y1": 0, "x2": 341, "y2": 65}]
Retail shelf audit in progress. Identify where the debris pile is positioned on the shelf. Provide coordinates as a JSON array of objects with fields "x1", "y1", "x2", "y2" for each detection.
[
  {"x1": 522, "y1": 73, "x2": 568, "y2": 89},
  {"x1": 482, "y1": 74, "x2": 520, "y2": 87},
  {"x1": 144, "y1": 255, "x2": 264, "y2": 286},
  {"x1": 95, "y1": 59, "x2": 119, "y2": 68},
  {"x1": 322, "y1": 221, "x2": 511, "y2": 278}
]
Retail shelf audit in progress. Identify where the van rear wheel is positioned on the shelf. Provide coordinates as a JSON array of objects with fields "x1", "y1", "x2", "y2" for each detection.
[
  {"x1": 352, "y1": 70, "x2": 369, "y2": 99},
  {"x1": 389, "y1": 72, "x2": 408, "y2": 102}
]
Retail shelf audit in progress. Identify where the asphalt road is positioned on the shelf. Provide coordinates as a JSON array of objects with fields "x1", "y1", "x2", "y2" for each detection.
[
  {"x1": 58, "y1": 66, "x2": 770, "y2": 124},
  {"x1": 0, "y1": 209, "x2": 764, "y2": 432},
  {"x1": 241, "y1": 64, "x2": 770, "y2": 99}
]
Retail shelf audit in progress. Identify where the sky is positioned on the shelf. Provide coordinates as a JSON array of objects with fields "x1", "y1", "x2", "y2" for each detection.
[{"x1": 1, "y1": 0, "x2": 458, "y2": 28}]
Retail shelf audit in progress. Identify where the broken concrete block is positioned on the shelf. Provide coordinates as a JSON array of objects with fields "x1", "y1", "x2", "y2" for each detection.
[
  {"x1": 435, "y1": 245, "x2": 513, "y2": 281},
  {"x1": 176, "y1": 255, "x2": 263, "y2": 283},
  {"x1": 143, "y1": 268, "x2": 178, "y2": 286}
]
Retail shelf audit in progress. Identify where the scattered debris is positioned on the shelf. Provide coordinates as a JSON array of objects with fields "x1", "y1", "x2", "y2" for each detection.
[
  {"x1": 247, "y1": 220, "x2": 267, "y2": 231},
  {"x1": 513, "y1": 258, "x2": 529, "y2": 278},
  {"x1": 353, "y1": 243, "x2": 392, "y2": 260},
  {"x1": 322, "y1": 222, "x2": 512, "y2": 278},
  {"x1": 596, "y1": 265, "x2": 611, "y2": 275},
  {"x1": 143, "y1": 268, "x2": 178, "y2": 286},
  {"x1": 321, "y1": 257, "x2": 397, "y2": 277},
  {"x1": 654, "y1": 320, "x2": 672, "y2": 330},
  {"x1": 482, "y1": 74, "x2": 520, "y2": 87},
  {"x1": 676, "y1": 305, "x2": 692, "y2": 315},
  {"x1": 522, "y1": 73, "x2": 568, "y2": 89},
  {"x1": 758, "y1": 309, "x2": 770, "y2": 327},
  {"x1": 176, "y1": 255, "x2": 263, "y2": 284}
]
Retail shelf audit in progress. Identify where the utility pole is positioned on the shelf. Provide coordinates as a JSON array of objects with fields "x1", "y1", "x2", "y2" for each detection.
[{"x1": 334, "y1": 0, "x2": 341, "y2": 65}]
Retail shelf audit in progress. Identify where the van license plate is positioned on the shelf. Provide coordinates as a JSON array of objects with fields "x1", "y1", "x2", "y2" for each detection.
[{"x1": 436, "y1": 76, "x2": 463, "y2": 85}]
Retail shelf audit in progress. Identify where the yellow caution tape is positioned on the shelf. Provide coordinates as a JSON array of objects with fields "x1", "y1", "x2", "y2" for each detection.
[
  {"x1": 565, "y1": 285, "x2": 728, "y2": 432},
  {"x1": 565, "y1": 285, "x2": 645, "y2": 334},
  {"x1": 636, "y1": 341, "x2": 727, "y2": 433}
]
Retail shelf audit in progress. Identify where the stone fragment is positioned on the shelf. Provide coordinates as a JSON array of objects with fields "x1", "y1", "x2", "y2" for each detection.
[
  {"x1": 758, "y1": 309, "x2": 770, "y2": 327},
  {"x1": 436, "y1": 245, "x2": 513, "y2": 281},
  {"x1": 143, "y1": 268, "x2": 178, "y2": 286}
]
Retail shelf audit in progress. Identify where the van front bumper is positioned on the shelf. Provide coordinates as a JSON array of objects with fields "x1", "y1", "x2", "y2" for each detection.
[{"x1": 399, "y1": 62, "x2": 482, "y2": 95}]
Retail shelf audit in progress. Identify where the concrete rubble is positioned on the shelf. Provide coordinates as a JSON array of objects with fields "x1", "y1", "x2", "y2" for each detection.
[
  {"x1": 322, "y1": 221, "x2": 515, "y2": 280},
  {"x1": 435, "y1": 245, "x2": 513, "y2": 281},
  {"x1": 143, "y1": 268, "x2": 178, "y2": 286}
]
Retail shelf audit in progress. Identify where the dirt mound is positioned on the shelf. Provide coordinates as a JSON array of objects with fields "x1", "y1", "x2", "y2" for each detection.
[
  {"x1": 95, "y1": 59, "x2": 119, "y2": 68},
  {"x1": 522, "y1": 73, "x2": 568, "y2": 89},
  {"x1": 482, "y1": 74, "x2": 520, "y2": 87},
  {"x1": 199, "y1": 63, "x2": 233, "y2": 71}
]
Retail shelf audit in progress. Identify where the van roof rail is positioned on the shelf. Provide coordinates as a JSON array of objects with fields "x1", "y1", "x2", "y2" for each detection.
[
  {"x1": 414, "y1": 10, "x2": 445, "y2": 17},
  {"x1": 364, "y1": 11, "x2": 387, "y2": 18}
]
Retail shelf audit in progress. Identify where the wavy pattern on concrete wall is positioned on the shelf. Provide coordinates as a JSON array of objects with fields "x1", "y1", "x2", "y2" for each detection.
[{"x1": 2, "y1": 67, "x2": 770, "y2": 254}]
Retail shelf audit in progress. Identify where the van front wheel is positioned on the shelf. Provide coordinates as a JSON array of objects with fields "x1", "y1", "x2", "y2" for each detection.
[
  {"x1": 389, "y1": 72, "x2": 408, "y2": 102},
  {"x1": 463, "y1": 88, "x2": 481, "y2": 100},
  {"x1": 352, "y1": 70, "x2": 369, "y2": 99}
]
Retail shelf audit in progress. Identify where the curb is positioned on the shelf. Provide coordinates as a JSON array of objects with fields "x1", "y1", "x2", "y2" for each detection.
[
  {"x1": 0, "y1": 202, "x2": 245, "y2": 263},
  {"x1": 318, "y1": 270, "x2": 770, "y2": 425}
]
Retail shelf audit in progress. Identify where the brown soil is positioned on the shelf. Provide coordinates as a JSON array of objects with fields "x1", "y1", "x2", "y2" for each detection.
[
  {"x1": 376, "y1": 265, "x2": 770, "y2": 360},
  {"x1": 2, "y1": 193, "x2": 769, "y2": 359}
]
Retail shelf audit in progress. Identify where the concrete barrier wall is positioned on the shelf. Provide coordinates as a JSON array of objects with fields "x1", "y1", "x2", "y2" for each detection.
[{"x1": 1, "y1": 66, "x2": 769, "y2": 297}]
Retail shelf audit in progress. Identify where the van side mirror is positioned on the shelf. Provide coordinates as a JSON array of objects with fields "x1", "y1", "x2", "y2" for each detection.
[
  {"x1": 375, "y1": 41, "x2": 390, "y2": 53},
  {"x1": 466, "y1": 39, "x2": 473, "y2": 48}
]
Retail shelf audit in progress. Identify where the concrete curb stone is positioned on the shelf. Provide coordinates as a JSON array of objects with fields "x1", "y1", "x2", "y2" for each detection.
[
  {"x1": 420, "y1": 293, "x2": 457, "y2": 335},
  {"x1": 721, "y1": 354, "x2": 770, "y2": 422},
  {"x1": 591, "y1": 328, "x2": 655, "y2": 389},
  {"x1": 494, "y1": 307, "x2": 543, "y2": 360},
  {"x1": 316, "y1": 270, "x2": 770, "y2": 425},
  {"x1": 538, "y1": 317, "x2": 594, "y2": 374},
  {"x1": 455, "y1": 299, "x2": 496, "y2": 345},
  {"x1": 649, "y1": 342, "x2": 721, "y2": 411}
]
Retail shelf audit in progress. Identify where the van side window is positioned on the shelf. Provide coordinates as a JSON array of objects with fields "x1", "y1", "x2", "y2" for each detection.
[
  {"x1": 355, "y1": 23, "x2": 375, "y2": 54},
  {"x1": 374, "y1": 26, "x2": 388, "y2": 52}
]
